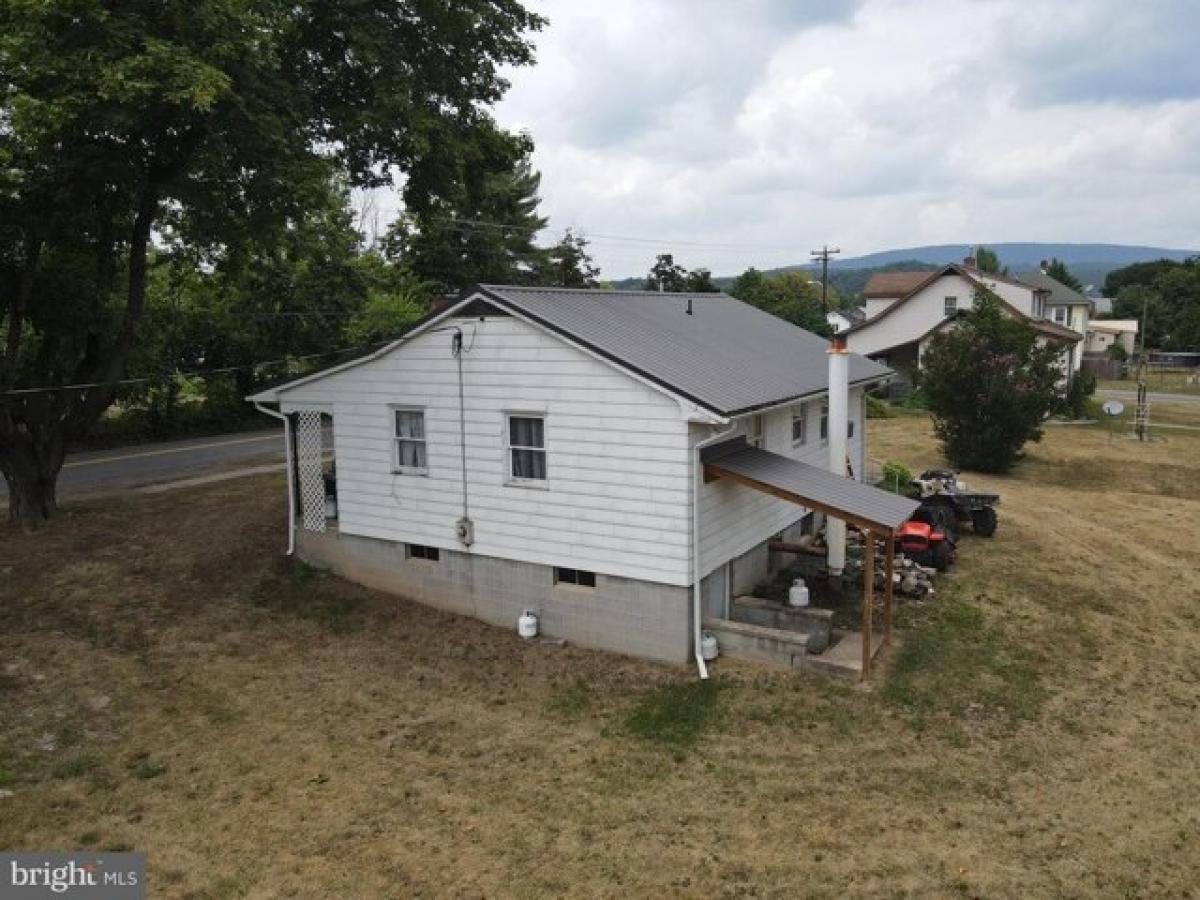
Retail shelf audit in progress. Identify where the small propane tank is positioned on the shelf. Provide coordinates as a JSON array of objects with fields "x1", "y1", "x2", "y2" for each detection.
[
  {"x1": 517, "y1": 609, "x2": 539, "y2": 640},
  {"x1": 701, "y1": 631, "x2": 719, "y2": 662},
  {"x1": 788, "y1": 577, "x2": 811, "y2": 607}
]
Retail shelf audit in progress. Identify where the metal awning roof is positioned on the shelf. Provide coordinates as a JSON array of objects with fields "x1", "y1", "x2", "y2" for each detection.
[{"x1": 702, "y1": 439, "x2": 920, "y2": 533}]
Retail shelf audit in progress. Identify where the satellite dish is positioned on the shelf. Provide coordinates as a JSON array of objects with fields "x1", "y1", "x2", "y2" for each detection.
[{"x1": 1102, "y1": 400, "x2": 1125, "y2": 417}]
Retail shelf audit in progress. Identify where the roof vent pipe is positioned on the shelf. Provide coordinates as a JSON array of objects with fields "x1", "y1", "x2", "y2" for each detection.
[{"x1": 826, "y1": 335, "x2": 850, "y2": 576}]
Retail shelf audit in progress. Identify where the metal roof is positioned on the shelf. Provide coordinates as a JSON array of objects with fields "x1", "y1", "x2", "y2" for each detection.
[
  {"x1": 478, "y1": 285, "x2": 891, "y2": 416},
  {"x1": 1017, "y1": 269, "x2": 1093, "y2": 307},
  {"x1": 702, "y1": 439, "x2": 919, "y2": 532}
]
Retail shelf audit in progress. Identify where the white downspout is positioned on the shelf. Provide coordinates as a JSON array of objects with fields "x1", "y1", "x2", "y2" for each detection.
[
  {"x1": 826, "y1": 336, "x2": 850, "y2": 575},
  {"x1": 255, "y1": 403, "x2": 296, "y2": 556},
  {"x1": 693, "y1": 421, "x2": 736, "y2": 678}
]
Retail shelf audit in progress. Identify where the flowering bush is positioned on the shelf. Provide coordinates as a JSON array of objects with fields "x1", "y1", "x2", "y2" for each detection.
[{"x1": 921, "y1": 291, "x2": 1063, "y2": 473}]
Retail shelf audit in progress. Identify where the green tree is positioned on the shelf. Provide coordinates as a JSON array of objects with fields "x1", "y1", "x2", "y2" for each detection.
[
  {"x1": 343, "y1": 271, "x2": 437, "y2": 346},
  {"x1": 644, "y1": 254, "x2": 688, "y2": 292},
  {"x1": 729, "y1": 268, "x2": 831, "y2": 336},
  {"x1": 1044, "y1": 258, "x2": 1084, "y2": 293},
  {"x1": 643, "y1": 254, "x2": 718, "y2": 293},
  {"x1": 921, "y1": 290, "x2": 1063, "y2": 472},
  {"x1": 534, "y1": 229, "x2": 601, "y2": 288},
  {"x1": 0, "y1": 0, "x2": 543, "y2": 528},
  {"x1": 391, "y1": 134, "x2": 550, "y2": 290},
  {"x1": 973, "y1": 246, "x2": 1005, "y2": 275},
  {"x1": 1106, "y1": 258, "x2": 1200, "y2": 351}
]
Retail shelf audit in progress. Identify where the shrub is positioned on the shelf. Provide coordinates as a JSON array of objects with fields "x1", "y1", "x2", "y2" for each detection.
[
  {"x1": 921, "y1": 290, "x2": 1062, "y2": 473},
  {"x1": 898, "y1": 387, "x2": 929, "y2": 410},
  {"x1": 880, "y1": 461, "x2": 914, "y2": 494},
  {"x1": 1059, "y1": 370, "x2": 1097, "y2": 419},
  {"x1": 866, "y1": 395, "x2": 894, "y2": 419}
]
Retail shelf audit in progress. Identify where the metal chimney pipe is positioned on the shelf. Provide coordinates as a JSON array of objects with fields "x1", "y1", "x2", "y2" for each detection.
[{"x1": 826, "y1": 335, "x2": 850, "y2": 575}]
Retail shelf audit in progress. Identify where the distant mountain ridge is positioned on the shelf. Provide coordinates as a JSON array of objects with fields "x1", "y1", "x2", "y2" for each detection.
[
  {"x1": 608, "y1": 242, "x2": 1197, "y2": 299},
  {"x1": 825, "y1": 242, "x2": 1196, "y2": 271}
]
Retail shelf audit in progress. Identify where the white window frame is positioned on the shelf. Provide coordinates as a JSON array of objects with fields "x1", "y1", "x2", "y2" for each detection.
[
  {"x1": 791, "y1": 404, "x2": 808, "y2": 446},
  {"x1": 504, "y1": 412, "x2": 548, "y2": 486},
  {"x1": 391, "y1": 406, "x2": 428, "y2": 475},
  {"x1": 1053, "y1": 307, "x2": 1067, "y2": 324},
  {"x1": 747, "y1": 414, "x2": 764, "y2": 448},
  {"x1": 944, "y1": 295, "x2": 958, "y2": 316},
  {"x1": 406, "y1": 543, "x2": 440, "y2": 562}
]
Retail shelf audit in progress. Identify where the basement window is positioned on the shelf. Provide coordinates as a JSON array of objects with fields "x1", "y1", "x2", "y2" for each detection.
[
  {"x1": 555, "y1": 567, "x2": 596, "y2": 588},
  {"x1": 406, "y1": 544, "x2": 440, "y2": 562}
]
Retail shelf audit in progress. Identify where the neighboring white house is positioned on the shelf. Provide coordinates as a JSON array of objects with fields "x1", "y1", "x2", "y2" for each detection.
[
  {"x1": 1086, "y1": 319, "x2": 1139, "y2": 355},
  {"x1": 846, "y1": 257, "x2": 1082, "y2": 389},
  {"x1": 1017, "y1": 266, "x2": 1093, "y2": 372},
  {"x1": 248, "y1": 286, "x2": 915, "y2": 671}
]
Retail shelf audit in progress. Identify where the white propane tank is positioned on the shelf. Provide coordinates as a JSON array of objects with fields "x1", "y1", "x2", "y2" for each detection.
[
  {"x1": 788, "y1": 578, "x2": 811, "y2": 608},
  {"x1": 517, "y1": 610, "x2": 538, "y2": 640},
  {"x1": 701, "y1": 631, "x2": 719, "y2": 662}
]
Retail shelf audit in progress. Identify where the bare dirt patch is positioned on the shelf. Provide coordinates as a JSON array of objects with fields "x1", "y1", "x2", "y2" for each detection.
[{"x1": 3, "y1": 411, "x2": 1200, "y2": 898}]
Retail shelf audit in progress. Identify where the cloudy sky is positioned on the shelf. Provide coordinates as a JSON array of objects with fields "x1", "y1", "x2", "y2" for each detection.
[{"x1": 474, "y1": 0, "x2": 1200, "y2": 277}]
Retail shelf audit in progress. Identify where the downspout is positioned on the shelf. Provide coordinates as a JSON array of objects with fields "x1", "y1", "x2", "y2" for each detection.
[
  {"x1": 255, "y1": 402, "x2": 296, "y2": 556},
  {"x1": 693, "y1": 420, "x2": 736, "y2": 679}
]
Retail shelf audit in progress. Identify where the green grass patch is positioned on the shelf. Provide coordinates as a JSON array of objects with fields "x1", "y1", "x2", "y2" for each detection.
[
  {"x1": 625, "y1": 678, "x2": 724, "y2": 749},
  {"x1": 252, "y1": 558, "x2": 365, "y2": 632},
  {"x1": 883, "y1": 598, "x2": 1045, "y2": 729},
  {"x1": 546, "y1": 676, "x2": 595, "y2": 722},
  {"x1": 52, "y1": 753, "x2": 101, "y2": 780}
]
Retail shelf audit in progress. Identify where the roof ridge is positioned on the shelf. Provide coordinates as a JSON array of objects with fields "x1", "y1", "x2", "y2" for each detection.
[{"x1": 479, "y1": 283, "x2": 732, "y2": 297}]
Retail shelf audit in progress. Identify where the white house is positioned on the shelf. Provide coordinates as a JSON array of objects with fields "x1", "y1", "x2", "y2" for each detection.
[
  {"x1": 1017, "y1": 266, "x2": 1093, "y2": 372},
  {"x1": 826, "y1": 310, "x2": 852, "y2": 333},
  {"x1": 846, "y1": 257, "x2": 1082, "y2": 390},
  {"x1": 248, "y1": 286, "x2": 916, "y2": 673},
  {"x1": 1086, "y1": 319, "x2": 1139, "y2": 355}
]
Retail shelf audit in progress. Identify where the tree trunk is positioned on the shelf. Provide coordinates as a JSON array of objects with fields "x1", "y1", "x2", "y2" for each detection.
[{"x1": 0, "y1": 424, "x2": 66, "y2": 531}]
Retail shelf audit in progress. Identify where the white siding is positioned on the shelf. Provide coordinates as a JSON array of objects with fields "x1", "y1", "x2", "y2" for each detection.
[
  {"x1": 279, "y1": 315, "x2": 694, "y2": 585},
  {"x1": 864, "y1": 297, "x2": 898, "y2": 319},
  {"x1": 694, "y1": 387, "x2": 864, "y2": 579},
  {"x1": 848, "y1": 274, "x2": 978, "y2": 356}
]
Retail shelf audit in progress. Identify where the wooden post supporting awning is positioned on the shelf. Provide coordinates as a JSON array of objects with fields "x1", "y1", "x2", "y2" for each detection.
[{"x1": 701, "y1": 438, "x2": 920, "y2": 679}]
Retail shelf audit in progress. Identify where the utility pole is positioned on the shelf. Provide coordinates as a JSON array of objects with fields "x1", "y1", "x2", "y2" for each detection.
[{"x1": 810, "y1": 245, "x2": 841, "y2": 314}]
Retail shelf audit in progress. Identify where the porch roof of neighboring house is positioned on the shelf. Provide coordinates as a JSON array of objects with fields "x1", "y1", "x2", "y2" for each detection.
[
  {"x1": 701, "y1": 437, "x2": 920, "y2": 534},
  {"x1": 1017, "y1": 269, "x2": 1094, "y2": 308},
  {"x1": 1088, "y1": 319, "x2": 1139, "y2": 334},
  {"x1": 250, "y1": 285, "x2": 893, "y2": 418}
]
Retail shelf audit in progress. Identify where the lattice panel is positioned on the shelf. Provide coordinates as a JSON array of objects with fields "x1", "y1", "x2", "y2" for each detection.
[{"x1": 295, "y1": 410, "x2": 326, "y2": 533}]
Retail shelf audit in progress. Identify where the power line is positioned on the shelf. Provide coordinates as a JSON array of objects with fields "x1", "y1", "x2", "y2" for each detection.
[{"x1": 2, "y1": 340, "x2": 394, "y2": 396}]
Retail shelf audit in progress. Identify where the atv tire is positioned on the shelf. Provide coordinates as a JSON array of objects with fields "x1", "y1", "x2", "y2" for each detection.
[
  {"x1": 971, "y1": 506, "x2": 998, "y2": 537},
  {"x1": 931, "y1": 539, "x2": 951, "y2": 572}
]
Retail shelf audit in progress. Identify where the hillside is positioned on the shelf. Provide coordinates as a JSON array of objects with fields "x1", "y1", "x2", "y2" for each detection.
[{"x1": 609, "y1": 243, "x2": 1197, "y2": 302}]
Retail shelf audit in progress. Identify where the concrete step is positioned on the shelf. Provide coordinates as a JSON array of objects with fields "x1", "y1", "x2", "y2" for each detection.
[{"x1": 703, "y1": 617, "x2": 884, "y2": 679}]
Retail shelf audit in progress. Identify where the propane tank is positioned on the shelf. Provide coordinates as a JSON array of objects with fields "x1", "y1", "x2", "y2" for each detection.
[
  {"x1": 788, "y1": 578, "x2": 811, "y2": 608},
  {"x1": 517, "y1": 610, "x2": 538, "y2": 640},
  {"x1": 701, "y1": 631, "x2": 719, "y2": 662}
]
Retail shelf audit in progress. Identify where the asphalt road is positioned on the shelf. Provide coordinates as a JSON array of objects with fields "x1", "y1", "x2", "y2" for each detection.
[
  {"x1": 1097, "y1": 388, "x2": 1200, "y2": 405},
  {"x1": 0, "y1": 427, "x2": 287, "y2": 503}
]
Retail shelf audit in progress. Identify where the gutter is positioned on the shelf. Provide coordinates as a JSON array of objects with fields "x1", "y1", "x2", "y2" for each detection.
[
  {"x1": 692, "y1": 419, "x2": 736, "y2": 679},
  {"x1": 254, "y1": 403, "x2": 296, "y2": 556}
]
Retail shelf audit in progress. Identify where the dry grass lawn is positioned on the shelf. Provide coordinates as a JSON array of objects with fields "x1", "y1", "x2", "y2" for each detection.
[{"x1": 3, "y1": 412, "x2": 1200, "y2": 898}]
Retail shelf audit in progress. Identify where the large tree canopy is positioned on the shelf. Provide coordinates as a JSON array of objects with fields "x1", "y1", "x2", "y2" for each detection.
[
  {"x1": 0, "y1": 0, "x2": 544, "y2": 528},
  {"x1": 729, "y1": 268, "x2": 831, "y2": 336},
  {"x1": 922, "y1": 291, "x2": 1063, "y2": 473},
  {"x1": 1106, "y1": 257, "x2": 1200, "y2": 351}
]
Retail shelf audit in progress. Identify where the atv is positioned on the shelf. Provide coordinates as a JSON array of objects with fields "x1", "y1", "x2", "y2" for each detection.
[{"x1": 910, "y1": 469, "x2": 1000, "y2": 539}]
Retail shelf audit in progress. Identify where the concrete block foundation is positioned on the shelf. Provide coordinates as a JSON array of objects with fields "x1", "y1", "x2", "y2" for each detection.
[{"x1": 296, "y1": 527, "x2": 691, "y2": 664}]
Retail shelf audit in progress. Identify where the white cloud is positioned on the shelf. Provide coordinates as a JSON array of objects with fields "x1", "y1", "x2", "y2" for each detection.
[{"x1": 413, "y1": 0, "x2": 1200, "y2": 277}]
